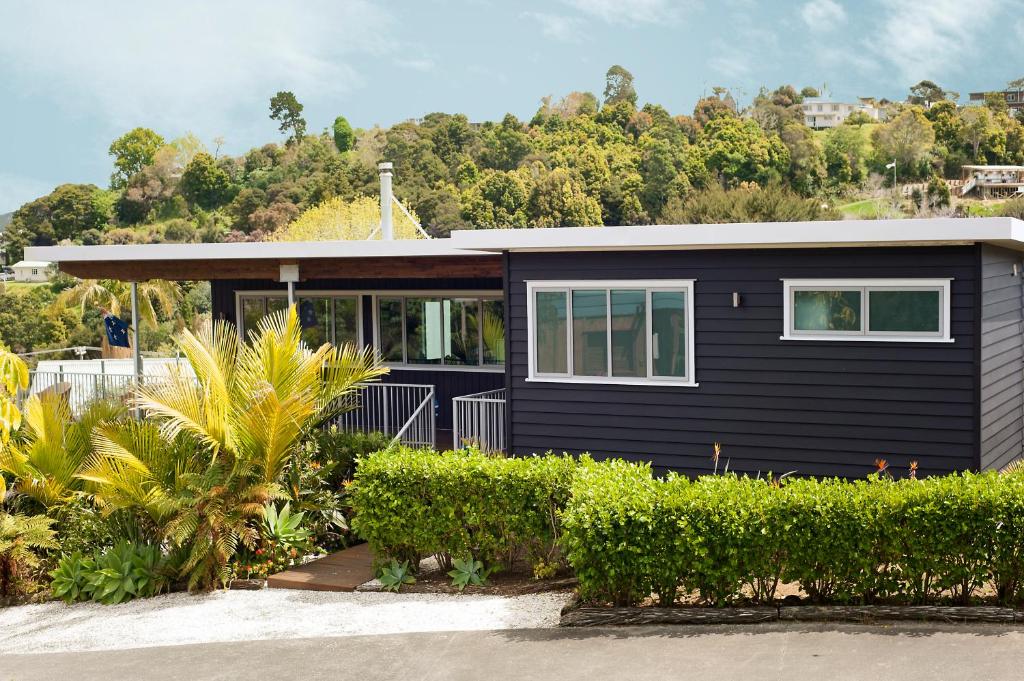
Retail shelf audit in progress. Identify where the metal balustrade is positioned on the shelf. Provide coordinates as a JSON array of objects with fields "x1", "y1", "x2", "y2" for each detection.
[
  {"x1": 20, "y1": 371, "x2": 436, "y2": 448},
  {"x1": 452, "y1": 388, "x2": 507, "y2": 454}
]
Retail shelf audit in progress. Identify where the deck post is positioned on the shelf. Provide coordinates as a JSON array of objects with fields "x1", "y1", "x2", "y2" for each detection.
[{"x1": 130, "y1": 281, "x2": 143, "y2": 420}]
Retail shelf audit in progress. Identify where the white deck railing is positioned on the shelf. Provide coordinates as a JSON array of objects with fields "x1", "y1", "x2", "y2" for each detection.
[
  {"x1": 333, "y1": 382, "x2": 436, "y2": 448},
  {"x1": 20, "y1": 371, "x2": 436, "y2": 449},
  {"x1": 453, "y1": 388, "x2": 506, "y2": 453}
]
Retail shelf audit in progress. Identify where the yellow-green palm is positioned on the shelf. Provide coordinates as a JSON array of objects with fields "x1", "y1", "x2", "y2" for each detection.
[
  {"x1": 55, "y1": 278, "x2": 181, "y2": 329},
  {"x1": 0, "y1": 346, "x2": 29, "y2": 451},
  {"x1": 80, "y1": 306, "x2": 387, "y2": 589},
  {"x1": 0, "y1": 393, "x2": 124, "y2": 507}
]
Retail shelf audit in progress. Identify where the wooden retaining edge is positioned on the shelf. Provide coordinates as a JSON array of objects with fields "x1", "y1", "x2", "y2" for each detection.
[{"x1": 560, "y1": 604, "x2": 1024, "y2": 627}]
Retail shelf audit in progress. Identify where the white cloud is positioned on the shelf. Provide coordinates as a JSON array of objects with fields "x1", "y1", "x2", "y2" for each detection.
[
  {"x1": 394, "y1": 57, "x2": 437, "y2": 72},
  {"x1": 0, "y1": 1, "x2": 393, "y2": 137},
  {"x1": 867, "y1": 0, "x2": 1001, "y2": 83},
  {"x1": 800, "y1": 0, "x2": 846, "y2": 31},
  {"x1": 559, "y1": 0, "x2": 688, "y2": 26},
  {"x1": 522, "y1": 12, "x2": 586, "y2": 43}
]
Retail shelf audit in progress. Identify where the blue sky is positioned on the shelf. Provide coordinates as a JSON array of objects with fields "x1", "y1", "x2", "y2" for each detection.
[{"x1": 2, "y1": 0, "x2": 1024, "y2": 213}]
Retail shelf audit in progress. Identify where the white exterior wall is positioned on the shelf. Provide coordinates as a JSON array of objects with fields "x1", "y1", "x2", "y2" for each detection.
[
  {"x1": 12, "y1": 265, "x2": 50, "y2": 282},
  {"x1": 801, "y1": 100, "x2": 881, "y2": 129}
]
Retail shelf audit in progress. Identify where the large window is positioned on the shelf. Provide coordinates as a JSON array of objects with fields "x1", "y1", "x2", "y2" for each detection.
[
  {"x1": 376, "y1": 295, "x2": 504, "y2": 369},
  {"x1": 237, "y1": 293, "x2": 360, "y2": 347},
  {"x1": 782, "y1": 279, "x2": 951, "y2": 342},
  {"x1": 527, "y1": 280, "x2": 696, "y2": 386}
]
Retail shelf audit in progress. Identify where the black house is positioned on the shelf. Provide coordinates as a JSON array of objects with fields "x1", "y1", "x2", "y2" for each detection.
[{"x1": 29, "y1": 216, "x2": 1024, "y2": 477}]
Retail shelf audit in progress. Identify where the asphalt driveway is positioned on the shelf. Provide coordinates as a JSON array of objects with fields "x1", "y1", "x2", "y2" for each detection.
[{"x1": 3, "y1": 623, "x2": 1023, "y2": 681}]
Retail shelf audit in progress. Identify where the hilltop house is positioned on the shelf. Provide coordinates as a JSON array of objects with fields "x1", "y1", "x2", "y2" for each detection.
[
  {"x1": 801, "y1": 98, "x2": 882, "y2": 129},
  {"x1": 28, "y1": 215, "x2": 1024, "y2": 478}
]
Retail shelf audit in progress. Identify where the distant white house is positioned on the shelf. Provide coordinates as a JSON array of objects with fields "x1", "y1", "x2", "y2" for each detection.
[
  {"x1": 10, "y1": 260, "x2": 52, "y2": 282},
  {"x1": 801, "y1": 98, "x2": 883, "y2": 129}
]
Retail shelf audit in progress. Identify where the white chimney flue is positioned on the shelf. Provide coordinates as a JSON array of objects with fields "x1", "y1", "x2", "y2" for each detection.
[{"x1": 378, "y1": 162, "x2": 394, "y2": 241}]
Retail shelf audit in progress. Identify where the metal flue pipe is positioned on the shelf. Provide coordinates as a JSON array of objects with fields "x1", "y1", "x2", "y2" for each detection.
[{"x1": 379, "y1": 162, "x2": 394, "y2": 240}]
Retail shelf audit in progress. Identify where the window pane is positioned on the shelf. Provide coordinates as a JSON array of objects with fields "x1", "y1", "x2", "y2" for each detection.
[
  {"x1": 793, "y1": 290, "x2": 861, "y2": 332},
  {"x1": 572, "y1": 290, "x2": 608, "y2": 376},
  {"x1": 241, "y1": 297, "x2": 265, "y2": 339},
  {"x1": 406, "y1": 298, "x2": 443, "y2": 364},
  {"x1": 869, "y1": 290, "x2": 940, "y2": 333},
  {"x1": 378, "y1": 298, "x2": 404, "y2": 362},
  {"x1": 445, "y1": 298, "x2": 480, "y2": 366},
  {"x1": 298, "y1": 298, "x2": 330, "y2": 348},
  {"x1": 535, "y1": 291, "x2": 567, "y2": 374},
  {"x1": 481, "y1": 299, "x2": 505, "y2": 366},
  {"x1": 334, "y1": 297, "x2": 359, "y2": 346},
  {"x1": 266, "y1": 296, "x2": 289, "y2": 317},
  {"x1": 652, "y1": 291, "x2": 687, "y2": 378},
  {"x1": 611, "y1": 289, "x2": 646, "y2": 377}
]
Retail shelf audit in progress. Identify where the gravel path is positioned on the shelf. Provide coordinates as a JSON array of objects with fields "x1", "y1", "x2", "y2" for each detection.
[{"x1": 0, "y1": 589, "x2": 572, "y2": 654}]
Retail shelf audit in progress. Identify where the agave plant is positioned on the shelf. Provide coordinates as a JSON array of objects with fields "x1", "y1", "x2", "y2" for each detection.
[
  {"x1": 0, "y1": 393, "x2": 125, "y2": 508},
  {"x1": 80, "y1": 307, "x2": 387, "y2": 590}
]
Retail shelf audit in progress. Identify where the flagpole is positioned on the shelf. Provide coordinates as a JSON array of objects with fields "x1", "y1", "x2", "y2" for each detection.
[{"x1": 130, "y1": 282, "x2": 142, "y2": 420}]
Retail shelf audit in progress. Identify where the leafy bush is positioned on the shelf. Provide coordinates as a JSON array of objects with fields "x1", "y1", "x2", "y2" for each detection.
[
  {"x1": 51, "y1": 542, "x2": 168, "y2": 605},
  {"x1": 563, "y1": 465, "x2": 1024, "y2": 607},
  {"x1": 351, "y1": 448, "x2": 577, "y2": 575},
  {"x1": 0, "y1": 512, "x2": 57, "y2": 600}
]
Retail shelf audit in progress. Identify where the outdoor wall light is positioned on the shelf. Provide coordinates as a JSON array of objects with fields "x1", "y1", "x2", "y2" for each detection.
[{"x1": 732, "y1": 291, "x2": 741, "y2": 308}]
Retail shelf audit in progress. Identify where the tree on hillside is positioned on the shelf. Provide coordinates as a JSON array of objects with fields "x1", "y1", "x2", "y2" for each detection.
[
  {"x1": 3, "y1": 184, "x2": 113, "y2": 261},
  {"x1": 527, "y1": 167, "x2": 603, "y2": 227},
  {"x1": 108, "y1": 128, "x2": 165, "y2": 189},
  {"x1": 180, "y1": 153, "x2": 233, "y2": 209},
  {"x1": 824, "y1": 124, "x2": 869, "y2": 187},
  {"x1": 871, "y1": 108, "x2": 935, "y2": 179},
  {"x1": 693, "y1": 91, "x2": 737, "y2": 127},
  {"x1": 961, "y1": 106, "x2": 995, "y2": 161},
  {"x1": 780, "y1": 123, "x2": 826, "y2": 196},
  {"x1": 701, "y1": 116, "x2": 789, "y2": 187},
  {"x1": 907, "y1": 80, "x2": 957, "y2": 107},
  {"x1": 658, "y1": 184, "x2": 838, "y2": 224},
  {"x1": 269, "y1": 91, "x2": 307, "y2": 143},
  {"x1": 479, "y1": 114, "x2": 533, "y2": 171},
  {"x1": 603, "y1": 65, "x2": 637, "y2": 107},
  {"x1": 332, "y1": 116, "x2": 354, "y2": 153},
  {"x1": 800, "y1": 86, "x2": 820, "y2": 99},
  {"x1": 460, "y1": 169, "x2": 531, "y2": 227}
]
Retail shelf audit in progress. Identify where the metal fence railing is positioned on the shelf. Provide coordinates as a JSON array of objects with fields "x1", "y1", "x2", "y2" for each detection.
[
  {"x1": 332, "y1": 382, "x2": 436, "y2": 448},
  {"x1": 20, "y1": 371, "x2": 437, "y2": 449},
  {"x1": 453, "y1": 388, "x2": 506, "y2": 454}
]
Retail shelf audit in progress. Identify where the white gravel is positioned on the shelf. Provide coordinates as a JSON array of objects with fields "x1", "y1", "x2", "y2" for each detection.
[{"x1": 0, "y1": 589, "x2": 571, "y2": 654}]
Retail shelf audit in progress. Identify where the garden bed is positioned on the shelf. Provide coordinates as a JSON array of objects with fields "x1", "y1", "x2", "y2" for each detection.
[{"x1": 358, "y1": 556, "x2": 577, "y2": 596}]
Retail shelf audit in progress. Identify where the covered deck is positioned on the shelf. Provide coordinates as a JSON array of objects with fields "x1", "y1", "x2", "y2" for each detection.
[
  {"x1": 960, "y1": 165, "x2": 1024, "y2": 198},
  {"x1": 25, "y1": 238, "x2": 510, "y2": 451}
]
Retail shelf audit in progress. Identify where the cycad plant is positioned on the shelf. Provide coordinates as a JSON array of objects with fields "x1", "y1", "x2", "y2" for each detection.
[
  {"x1": 81, "y1": 307, "x2": 387, "y2": 590},
  {"x1": 0, "y1": 393, "x2": 124, "y2": 508}
]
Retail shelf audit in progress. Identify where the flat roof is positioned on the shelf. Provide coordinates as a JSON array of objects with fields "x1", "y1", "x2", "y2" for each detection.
[
  {"x1": 449, "y1": 217, "x2": 1024, "y2": 252},
  {"x1": 25, "y1": 238, "x2": 480, "y2": 264},
  {"x1": 11, "y1": 260, "x2": 51, "y2": 268},
  {"x1": 962, "y1": 165, "x2": 1024, "y2": 171}
]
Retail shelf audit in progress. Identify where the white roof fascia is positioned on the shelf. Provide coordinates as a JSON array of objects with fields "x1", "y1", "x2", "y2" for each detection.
[
  {"x1": 449, "y1": 217, "x2": 1024, "y2": 253},
  {"x1": 25, "y1": 238, "x2": 487, "y2": 264}
]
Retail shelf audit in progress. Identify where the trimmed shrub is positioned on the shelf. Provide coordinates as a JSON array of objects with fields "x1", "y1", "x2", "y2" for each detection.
[
  {"x1": 563, "y1": 466, "x2": 1024, "y2": 607},
  {"x1": 350, "y1": 448, "x2": 577, "y2": 573}
]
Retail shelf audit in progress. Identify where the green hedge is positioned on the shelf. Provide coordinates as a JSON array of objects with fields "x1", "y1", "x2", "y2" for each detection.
[
  {"x1": 350, "y1": 448, "x2": 577, "y2": 574},
  {"x1": 563, "y1": 467, "x2": 1024, "y2": 607}
]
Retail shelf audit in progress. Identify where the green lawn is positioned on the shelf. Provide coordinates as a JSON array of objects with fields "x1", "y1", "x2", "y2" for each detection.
[
  {"x1": 0, "y1": 281, "x2": 47, "y2": 295},
  {"x1": 837, "y1": 197, "x2": 889, "y2": 218}
]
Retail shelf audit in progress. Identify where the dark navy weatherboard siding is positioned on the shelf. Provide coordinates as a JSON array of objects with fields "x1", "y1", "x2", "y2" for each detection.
[
  {"x1": 507, "y1": 247, "x2": 978, "y2": 478},
  {"x1": 210, "y1": 278, "x2": 504, "y2": 431},
  {"x1": 980, "y1": 245, "x2": 1024, "y2": 470}
]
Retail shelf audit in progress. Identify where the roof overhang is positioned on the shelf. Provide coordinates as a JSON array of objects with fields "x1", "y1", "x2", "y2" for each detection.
[
  {"x1": 25, "y1": 239, "x2": 503, "y2": 281},
  {"x1": 449, "y1": 217, "x2": 1024, "y2": 253}
]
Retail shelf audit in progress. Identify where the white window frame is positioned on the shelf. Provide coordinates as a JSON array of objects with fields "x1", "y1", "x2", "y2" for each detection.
[
  {"x1": 371, "y1": 291, "x2": 505, "y2": 374},
  {"x1": 235, "y1": 290, "x2": 364, "y2": 346},
  {"x1": 526, "y1": 279, "x2": 697, "y2": 387},
  {"x1": 781, "y1": 278, "x2": 953, "y2": 343}
]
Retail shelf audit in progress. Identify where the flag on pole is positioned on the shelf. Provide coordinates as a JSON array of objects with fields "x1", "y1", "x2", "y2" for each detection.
[{"x1": 103, "y1": 313, "x2": 131, "y2": 348}]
